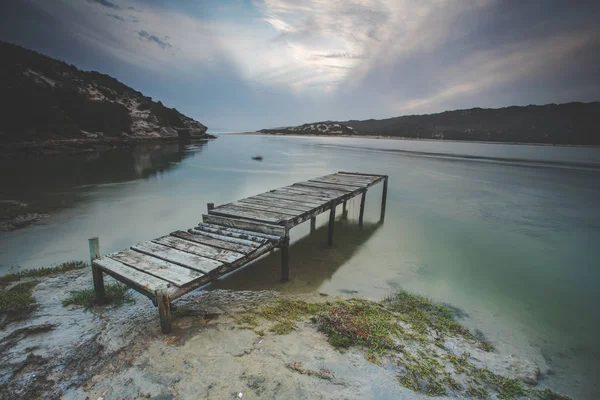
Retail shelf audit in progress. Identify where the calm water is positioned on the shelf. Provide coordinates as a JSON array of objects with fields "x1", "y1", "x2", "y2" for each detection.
[{"x1": 1, "y1": 135, "x2": 599, "y2": 398}]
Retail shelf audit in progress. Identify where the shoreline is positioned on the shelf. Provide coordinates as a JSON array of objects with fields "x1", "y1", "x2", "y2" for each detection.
[
  {"x1": 236, "y1": 131, "x2": 600, "y2": 149},
  {"x1": 0, "y1": 135, "x2": 216, "y2": 157},
  {"x1": 0, "y1": 265, "x2": 574, "y2": 400}
]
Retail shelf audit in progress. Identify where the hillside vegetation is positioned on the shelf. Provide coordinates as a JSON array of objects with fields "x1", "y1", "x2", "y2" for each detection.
[
  {"x1": 0, "y1": 41, "x2": 208, "y2": 143},
  {"x1": 259, "y1": 102, "x2": 599, "y2": 145}
]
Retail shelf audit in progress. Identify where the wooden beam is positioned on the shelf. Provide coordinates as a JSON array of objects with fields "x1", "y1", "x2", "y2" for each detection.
[
  {"x1": 156, "y1": 286, "x2": 172, "y2": 334},
  {"x1": 131, "y1": 241, "x2": 224, "y2": 276},
  {"x1": 108, "y1": 249, "x2": 205, "y2": 287},
  {"x1": 293, "y1": 181, "x2": 359, "y2": 193},
  {"x1": 200, "y1": 223, "x2": 281, "y2": 241},
  {"x1": 280, "y1": 235, "x2": 290, "y2": 282},
  {"x1": 189, "y1": 228, "x2": 263, "y2": 248},
  {"x1": 207, "y1": 202, "x2": 214, "y2": 212},
  {"x1": 310, "y1": 217, "x2": 316, "y2": 232},
  {"x1": 93, "y1": 257, "x2": 172, "y2": 298},
  {"x1": 202, "y1": 214, "x2": 286, "y2": 237},
  {"x1": 240, "y1": 196, "x2": 315, "y2": 212},
  {"x1": 359, "y1": 191, "x2": 366, "y2": 228},
  {"x1": 337, "y1": 171, "x2": 387, "y2": 177},
  {"x1": 381, "y1": 176, "x2": 388, "y2": 222},
  {"x1": 328, "y1": 205, "x2": 336, "y2": 246},
  {"x1": 209, "y1": 205, "x2": 290, "y2": 224},
  {"x1": 88, "y1": 237, "x2": 105, "y2": 305},
  {"x1": 171, "y1": 230, "x2": 255, "y2": 254}
]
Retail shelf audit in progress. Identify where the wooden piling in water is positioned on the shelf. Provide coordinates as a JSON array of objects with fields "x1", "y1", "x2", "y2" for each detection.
[
  {"x1": 359, "y1": 192, "x2": 366, "y2": 228},
  {"x1": 380, "y1": 176, "x2": 388, "y2": 222},
  {"x1": 310, "y1": 217, "x2": 316, "y2": 232},
  {"x1": 207, "y1": 202, "x2": 214, "y2": 212},
  {"x1": 328, "y1": 205, "x2": 336, "y2": 246},
  {"x1": 88, "y1": 237, "x2": 105, "y2": 305},
  {"x1": 280, "y1": 234, "x2": 290, "y2": 282}
]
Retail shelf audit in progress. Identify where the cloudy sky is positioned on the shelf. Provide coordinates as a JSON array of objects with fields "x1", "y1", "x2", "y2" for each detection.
[{"x1": 1, "y1": 0, "x2": 599, "y2": 131}]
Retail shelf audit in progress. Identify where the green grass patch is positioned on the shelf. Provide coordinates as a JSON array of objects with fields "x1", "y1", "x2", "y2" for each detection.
[
  {"x1": 0, "y1": 261, "x2": 86, "y2": 285},
  {"x1": 229, "y1": 292, "x2": 571, "y2": 399},
  {"x1": 316, "y1": 298, "x2": 403, "y2": 353},
  {"x1": 62, "y1": 284, "x2": 132, "y2": 309},
  {"x1": 0, "y1": 281, "x2": 38, "y2": 314}
]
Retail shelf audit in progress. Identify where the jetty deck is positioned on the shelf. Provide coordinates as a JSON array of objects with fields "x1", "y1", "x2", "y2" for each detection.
[{"x1": 89, "y1": 172, "x2": 388, "y2": 333}]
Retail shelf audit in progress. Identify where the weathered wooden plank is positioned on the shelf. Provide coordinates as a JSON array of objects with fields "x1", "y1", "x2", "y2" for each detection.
[
  {"x1": 239, "y1": 196, "x2": 315, "y2": 212},
  {"x1": 153, "y1": 235, "x2": 246, "y2": 264},
  {"x1": 294, "y1": 180, "x2": 360, "y2": 193},
  {"x1": 171, "y1": 230, "x2": 255, "y2": 254},
  {"x1": 310, "y1": 176, "x2": 368, "y2": 188},
  {"x1": 167, "y1": 240, "x2": 276, "y2": 299},
  {"x1": 200, "y1": 223, "x2": 281, "y2": 241},
  {"x1": 280, "y1": 186, "x2": 358, "y2": 203},
  {"x1": 278, "y1": 186, "x2": 344, "y2": 200},
  {"x1": 108, "y1": 249, "x2": 205, "y2": 287},
  {"x1": 323, "y1": 174, "x2": 379, "y2": 185},
  {"x1": 93, "y1": 257, "x2": 173, "y2": 296},
  {"x1": 337, "y1": 171, "x2": 387, "y2": 178},
  {"x1": 195, "y1": 224, "x2": 276, "y2": 244},
  {"x1": 284, "y1": 184, "x2": 351, "y2": 197},
  {"x1": 229, "y1": 202, "x2": 302, "y2": 217},
  {"x1": 209, "y1": 207, "x2": 288, "y2": 225},
  {"x1": 259, "y1": 191, "x2": 326, "y2": 206},
  {"x1": 201, "y1": 214, "x2": 286, "y2": 236},
  {"x1": 284, "y1": 202, "x2": 337, "y2": 229},
  {"x1": 132, "y1": 241, "x2": 224, "y2": 275},
  {"x1": 190, "y1": 228, "x2": 264, "y2": 248},
  {"x1": 330, "y1": 173, "x2": 381, "y2": 183}
]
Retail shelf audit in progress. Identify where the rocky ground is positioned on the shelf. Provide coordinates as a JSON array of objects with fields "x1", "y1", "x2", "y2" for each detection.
[{"x1": 0, "y1": 268, "x2": 571, "y2": 400}]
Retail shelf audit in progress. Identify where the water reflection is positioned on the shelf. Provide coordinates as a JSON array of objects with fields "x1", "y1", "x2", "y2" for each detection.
[
  {"x1": 0, "y1": 141, "x2": 207, "y2": 218},
  {"x1": 213, "y1": 219, "x2": 382, "y2": 293}
]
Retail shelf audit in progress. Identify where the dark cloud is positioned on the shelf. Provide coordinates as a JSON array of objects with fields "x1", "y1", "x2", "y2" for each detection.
[
  {"x1": 105, "y1": 13, "x2": 125, "y2": 22},
  {"x1": 129, "y1": 15, "x2": 140, "y2": 23},
  {"x1": 138, "y1": 31, "x2": 172, "y2": 49},
  {"x1": 89, "y1": 0, "x2": 121, "y2": 10}
]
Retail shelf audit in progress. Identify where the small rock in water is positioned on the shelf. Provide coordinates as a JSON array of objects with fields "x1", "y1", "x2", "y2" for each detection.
[{"x1": 251, "y1": 155, "x2": 263, "y2": 161}]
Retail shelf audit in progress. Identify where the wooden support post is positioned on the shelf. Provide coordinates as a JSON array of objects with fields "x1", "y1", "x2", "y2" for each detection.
[
  {"x1": 380, "y1": 176, "x2": 388, "y2": 222},
  {"x1": 156, "y1": 286, "x2": 172, "y2": 334},
  {"x1": 359, "y1": 191, "x2": 366, "y2": 229},
  {"x1": 310, "y1": 217, "x2": 316, "y2": 232},
  {"x1": 342, "y1": 201, "x2": 347, "y2": 216},
  {"x1": 88, "y1": 237, "x2": 105, "y2": 305},
  {"x1": 328, "y1": 205, "x2": 336, "y2": 246},
  {"x1": 207, "y1": 202, "x2": 214, "y2": 212},
  {"x1": 280, "y1": 235, "x2": 290, "y2": 282}
]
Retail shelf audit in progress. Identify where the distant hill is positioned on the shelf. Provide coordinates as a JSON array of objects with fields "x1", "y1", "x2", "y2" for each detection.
[
  {"x1": 0, "y1": 40, "x2": 209, "y2": 143},
  {"x1": 259, "y1": 102, "x2": 600, "y2": 145}
]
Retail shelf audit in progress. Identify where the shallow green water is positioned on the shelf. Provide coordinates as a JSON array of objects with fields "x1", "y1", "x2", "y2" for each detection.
[{"x1": 1, "y1": 135, "x2": 599, "y2": 398}]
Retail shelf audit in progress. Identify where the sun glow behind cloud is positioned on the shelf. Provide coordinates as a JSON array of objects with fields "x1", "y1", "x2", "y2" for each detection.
[{"x1": 18, "y1": 0, "x2": 600, "y2": 126}]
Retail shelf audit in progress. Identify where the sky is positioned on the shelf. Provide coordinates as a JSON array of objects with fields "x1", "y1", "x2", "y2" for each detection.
[{"x1": 1, "y1": 0, "x2": 599, "y2": 131}]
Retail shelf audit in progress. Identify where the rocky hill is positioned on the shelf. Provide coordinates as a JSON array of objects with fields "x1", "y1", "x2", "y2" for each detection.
[
  {"x1": 259, "y1": 102, "x2": 600, "y2": 145},
  {"x1": 0, "y1": 40, "x2": 209, "y2": 144}
]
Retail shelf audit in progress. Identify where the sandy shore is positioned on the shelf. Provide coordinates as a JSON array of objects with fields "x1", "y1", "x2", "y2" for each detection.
[
  {"x1": 236, "y1": 131, "x2": 600, "y2": 148},
  {"x1": 0, "y1": 267, "x2": 573, "y2": 400}
]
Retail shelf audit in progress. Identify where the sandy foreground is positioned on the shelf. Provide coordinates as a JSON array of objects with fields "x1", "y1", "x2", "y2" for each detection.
[{"x1": 1, "y1": 268, "x2": 560, "y2": 400}]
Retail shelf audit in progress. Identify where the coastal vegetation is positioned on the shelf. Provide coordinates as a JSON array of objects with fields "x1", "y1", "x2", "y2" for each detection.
[
  {"x1": 233, "y1": 291, "x2": 570, "y2": 399},
  {"x1": 258, "y1": 102, "x2": 600, "y2": 145},
  {"x1": 62, "y1": 284, "x2": 132, "y2": 309}
]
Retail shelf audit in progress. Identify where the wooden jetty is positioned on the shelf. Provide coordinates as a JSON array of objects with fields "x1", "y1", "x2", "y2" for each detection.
[{"x1": 89, "y1": 172, "x2": 388, "y2": 333}]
